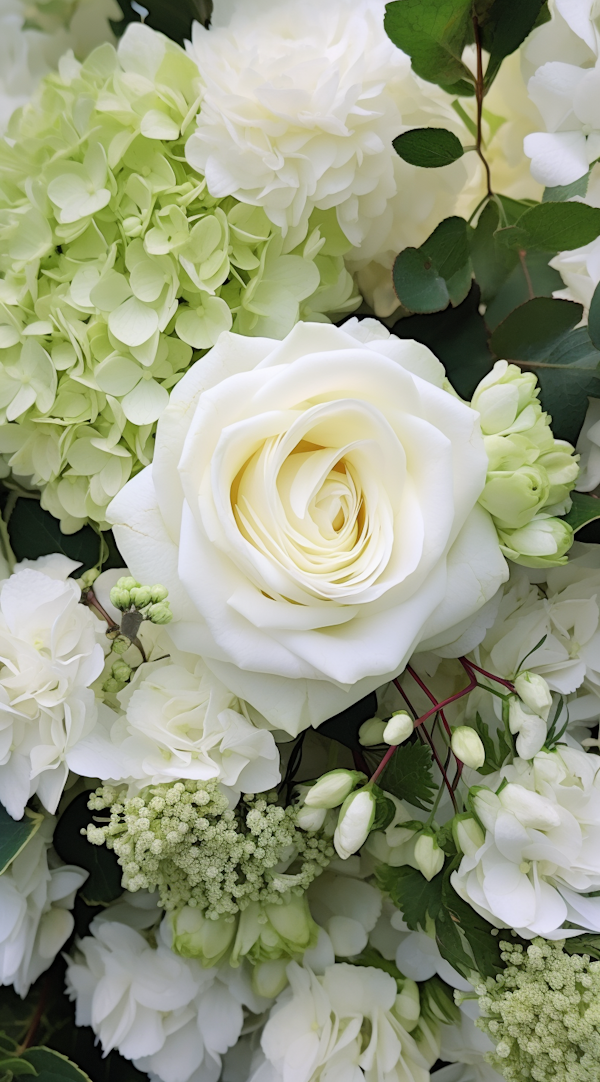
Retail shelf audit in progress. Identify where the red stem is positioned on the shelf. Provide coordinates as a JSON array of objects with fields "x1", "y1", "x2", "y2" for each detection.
[
  {"x1": 462, "y1": 658, "x2": 515, "y2": 691},
  {"x1": 407, "y1": 664, "x2": 453, "y2": 739}
]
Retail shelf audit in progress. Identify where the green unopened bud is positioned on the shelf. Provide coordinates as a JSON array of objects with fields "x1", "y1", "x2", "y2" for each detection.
[
  {"x1": 451, "y1": 726, "x2": 486, "y2": 769},
  {"x1": 472, "y1": 361, "x2": 539, "y2": 436},
  {"x1": 111, "y1": 660, "x2": 132, "y2": 683},
  {"x1": 231, "y1": 895, "x2": 317, "y2": 966},
  {"x1": 150, "y1": 584, "x2": 169, "y2": 603},
  {"x1": 111, "y1": 636, "x2": 129, "y2": 655},
  {"x1": 358, "y1": 718, "x2": 386, "y2": 747},
  {"x1": 146, "y1": 601, "x2": 173, "y2": 624},
  {"x1": 171, "y1": 905, "x2": 236, "y2": 967},
  {"x1": 78, "y1": 568, "x2": 100, "y2": 589},
  {"x1": 394, "y1": 978, "x2": 421, "y2": 1032},
  {"x1": 414, "y1": 832, "x2": 444, "y2": 881},
  {"x1": 514, "y1": 670, "x2": 552, "y2": 719},
  {"x1": 305, "y1": 769, "x2": 365, "y2": 809},
  {"x1": 102, "y1": 676, "x2": 123, "y2": 695},
  {"x1": 296, "y1": 803, "x2": 327, "y2": 831},
  {"x1": 122, "y1": 216, "x2": 143, "y2": 237},
  {"x1": 479, "y1": 465, "x2": 550, "y2": 529},
  {"x1": 333, "y1": 788, "x2": 376, "y2": 860},
  {"x1": 497, "y1": 513, "x2": 573, "y2": 568},
  {"x1": 252, "y1": 959, "x2": 289, "y2": 999},
  {"x1": 452, "y1": 813, "x2": 485, "y2": 857},
  {"x1": 110, "y1": 586, "x2": 132, "y2": 611},
  {"x1": 116, "y1": 576, "x2": 140, "y2": 591},
  {"x1": 383, "y1": 711, "x2": 414, "y2": 746},
  {"x1": 129, "y1": 586, "x2": 153, "y2": 608}
]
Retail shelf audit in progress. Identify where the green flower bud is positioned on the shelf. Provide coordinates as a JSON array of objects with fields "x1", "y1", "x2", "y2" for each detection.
[
  {"x1": 146, "y1": 601, "x2": 173, "y2": 624},
  {"x1": 111, "y1": 636, "x2": 130, "y2": 655},
  {"x1": 150, "y1": 584, "x2": 169, "y2": 603},
  {"x1": 414, "y1": 832, "x2": 444, "y2": 881},
  {"x1": 102, "y1": 676, "x2": 124, "y2": 694},
  {"x1": 116, "y1": 576, "x2": 140, "y2": 591},
  {"x1": 358, "y1": 717, "x2": 386, "y2": 747},
  {"x1": 479, "y1": 465, "x2": 550, "y2": 529},
  {"x1": 171, "y1": 905, "x2": 237, "y2": 967},
  {"x1": 451, "y1": 725, "x2": 486, "y2": 769},
  {"x1": 498, "y1": 513, "x2": 573, "y2": 568},
  {"x1": 111, "y1": 660, "x2": 132, "y2": 683},
  {"x1": 231, "y1": 895, "x2": 318, "y2": 966},
  {"x1": 393, "y1": 978, "x2": 421, "y2": 1033},
  {"x1": 110, "y1": 586, "x2": 132, "y2": 611},
  {"x1": 452, "y1": 813, "x2": 485, "y2": 857},
  {"x1": 252, "y1": 959, "x2": 289, "y2": 999},
  {"x1": 129, "y1": 586, "x2": 153, "y2": 608},
  {"x1": 78, "y1": 568, "x2": 100, "y2": 589},
  {"x1": 333, "y1": 788, "x2": 376, "y2": 860},
  {"x1": 514, "y1": 671, "x2": 552, "y2": 719},
  {"x1": 472, "y1": 361, "x2": 540, "y2": 436},
  {"x1": 122, "y1": 216, "x2": 143, "y2": 237},
  {"x1": 305, "y1": 769, "x2": 365, "y2": 809},
  {"x1": 383, "y1": 711, "x2": 414, "y2": 746}
]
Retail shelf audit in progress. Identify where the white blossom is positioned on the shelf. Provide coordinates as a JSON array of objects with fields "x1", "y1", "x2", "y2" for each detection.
[
  {"x1": 575, "y1": 396, "x2": 600, "y2": 491},
  {"x1": 0, "y1": 816, "x2": 87, "y2": 997},
  {"x1": 0, "y1": 555, "x2": 105, "y2": 819}
]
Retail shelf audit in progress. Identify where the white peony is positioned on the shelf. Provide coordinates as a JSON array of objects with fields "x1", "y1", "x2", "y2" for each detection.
[
  {"x1": 248, "y1": 961, "x2": 434, "y2": 1082},
  {"x1": 0, "y1": 816, "x2": 87, "y2": 997},
  {"x1": 68, "y1": 650, "x2": 280, "y2": 795},
  {"x1": 66, "y1": 916, "x2": 260, "y2": 1082},
  {"x1": 108, "y1": 318, "x2": 507, "y2": 735},
  {"x1": 452, "y1": 744, "x2": 600, "y2": 938},
  {"x1": 0, "y1": 555, "x2": 105, "y2": 819}
]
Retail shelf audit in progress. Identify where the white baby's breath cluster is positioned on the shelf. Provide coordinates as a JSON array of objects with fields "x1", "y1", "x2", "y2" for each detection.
[
  {"x1": 0, "y1": 22, "x2": 356, "y2": 532},
  {"x1": 85, "y1": 779, "x2": 333, "y2": 919}
]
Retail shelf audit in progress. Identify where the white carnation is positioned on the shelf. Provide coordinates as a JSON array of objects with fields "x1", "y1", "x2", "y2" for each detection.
[
  {"x1": 68, "y1": 651, "x2": 280, "y2": 795},
  {"x1": 249, "y1": 961, "x2": 434, "y2": 1082},
  {"x1": 452, "y1": 744, "x2": 600, "y2": 938},
  {"x1": 0, "y1": 555, "x2": 105, "y2": 819},
  {"x1": 66, "y1": 916, "x2": 258, "y2": 1082},
  {"x1": 0, "y1": 816, "x2": 87, "y2": 997}
]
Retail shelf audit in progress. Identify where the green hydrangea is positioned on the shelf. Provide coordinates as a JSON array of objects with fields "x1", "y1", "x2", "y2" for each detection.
[
  {"x1": 0, "y1": 25, "x2": 359, "y2": 532},
  {"x1": 85, "y1": 779, "x2": 334, "y2": 919},
  {"x1": 476, "y1": 939, "x2": 600, "y2": 1081}
]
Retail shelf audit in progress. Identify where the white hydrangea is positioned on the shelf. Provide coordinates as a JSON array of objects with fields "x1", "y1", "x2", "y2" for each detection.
[
  {"x1": 66, "y1": 915, "x2": 262, "y2": 1082},
  {"x1": 306, "y1": 860, "x2": 382, "y2": 960},
  {"x1": 435, "y1": 1001, "x2": 502, "y2": 1082},
  {"x1": 68, "y1": 650, "x2": 280, "y2": 795},
  {"x1": 452, "y1": 744, "x2": 600, "y2": 938},
  {"x1": 248, "y1": 961, "x2": 435, "y2": 1082},
  {"x1": 575, "y1": 397, "x2": 600, "y2": 491},
  {"x1": 0, "y1": 816, "x2": 87, "y2": 997},
  {"x1": 0, "y1": 554, "x2": 105, "y2": 819}
]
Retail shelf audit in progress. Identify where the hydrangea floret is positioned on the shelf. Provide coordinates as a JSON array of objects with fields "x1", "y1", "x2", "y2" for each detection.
[
  {"x1": 84, "y1": 779, "x2": 334, "y2": 920},
  {"x1": 476, "y1": 938, "x2": 600, "y2": 1081},
  {"x1": 0, "y1": 23, "x2": 359, "y2": 532},
  {"x1": 472, "y1": 361, "x2": 579, "y2": 567}
]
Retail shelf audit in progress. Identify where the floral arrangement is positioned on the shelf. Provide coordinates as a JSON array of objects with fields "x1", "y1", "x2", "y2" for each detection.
[{"x1": 2, "y1": 1, "x2": 600, "y2": 1082}]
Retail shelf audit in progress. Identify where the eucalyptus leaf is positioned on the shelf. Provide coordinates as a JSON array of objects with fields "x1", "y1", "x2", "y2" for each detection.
[
  {"x1": 518, "y1": 327, "x2": 600, "y2": 444},
  {"x1": 0, "y1": 802, "x2": 43, "y2": 876},
  {"x1": 393, "y1": 247, "x2": 449, "y2": 313},
  {"x1": 564, "y1": 492, "x2": 600, "y2": 533},
  {"x1": 384, "y1": 0, "x2": 475, "y2": 95},
  {"x1": 497, "y1": 201, "x2": 600, "y2": 253},
  {"x1": 393, "y1": 127, "x2": 464, "y2": 168},
  {"x1": 490, "y1": 297, "x2": 583, "y2": 361},
  {"x1": 587, "y1": 278, "x2": 600, "y2": 351},
  {"x1": 393, "y1": 216, "x2": 472, "y2": 314},
  {"x1": 543, "y1": 173, "x2": 590, "y2": 203}
]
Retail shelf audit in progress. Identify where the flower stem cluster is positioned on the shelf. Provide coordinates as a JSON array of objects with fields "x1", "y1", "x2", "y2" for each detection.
[
  {"x1": 476, "y1": 938, "x2": 600, "y2": 1081},
  {"x1": 84, "y1": 780, "x2": 334, "y2": 919}
]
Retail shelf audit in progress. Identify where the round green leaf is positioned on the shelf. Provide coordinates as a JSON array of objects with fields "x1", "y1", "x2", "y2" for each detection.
[
  {"x1": 393, "y1": 127, "x2": 464, "y2": 168},
  {"x1": 393, "y1": 247, "x2": 449, "y2": 314},
  {"x1": 490, "y1": 297, "x2": 584, "y2": 361}
]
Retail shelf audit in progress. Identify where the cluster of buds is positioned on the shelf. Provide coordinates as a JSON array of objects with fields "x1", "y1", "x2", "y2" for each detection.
[
  {"x1": 109, "y1": 576, "x2": 173, "y2": 625},
  {"x1": 508, "y1": 670, "x2": 553, "y2": 759},
  {"x1": 297, "y1": 769, "x2": 378, "y2": 861},
  {"x1": 102, "y1": 659, "x2": 133, "y2": 696},
  {"x1": 358, "y1": 710, "x2": 414, "y2": 748}
]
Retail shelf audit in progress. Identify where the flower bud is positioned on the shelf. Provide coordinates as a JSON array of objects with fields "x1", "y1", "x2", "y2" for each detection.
[
  {"x1": 150, "y1": 584, "x2": 169, "y2": 603},
  {"x1": 305, "y1": 769, "x2": 364, "y2": 809},
  {"x1": 358, "y1": 717, "x2": 386, "y2": 747},
  {"x1": 333, "y1": 788, "x2": 376, "y2": 860},
  {"x1": 111, "y1": 660, "x2": 132, "y2": 683},
  {"x1": 497, "y1": 514, "x2": 573, "y2": 568},
  {"x1": 252, "y1": 959, "x2": 289, "y2": 999},
  {"x1": 116, "y1": 576, "x2": 140, "y2": 591},
  {"x1": 479, "y1": 465, "x2": 550, "y2": 529},
  {"x1": 384, "y1": 711, "x2": 414, "y2": 746},
  {"x1": 231, "y1": 895, "x2": 317, "y2": 966},
  {"x1": 78, "y1": 568, "x2": 100, "y2": 589},
  {"x1": 129, "y1": 585, "x2": 153, "y2": 608},
  {"x1": 122, "y1": 215, "x2": 143, "y2": 237},
  {"x1": 110, "y1": 586, "x2": 132, "y2": 611},
  {"x1": 452, "y1": 814, "x2": 485, "y2": 857},
  {"x1": 171, "y1": 905, "x2": 236, "y2": 967},
  {"x1": 296, "y1": 803, "x2": 327, "y2": 831},
  {"x1": 393, "y1": 978, "x2": 421, "y2": 1032},
  {"x1": 472, "y1": 361, "x2": 539, "y2": 436},
  {"x1": 450, "y1": 726, "x2": 485, "y2": 769},
  {"x1": 509, "y1": 697, "x2": 547, "y2": 759},
  {"x1": 514, "y1": 671, "x2": 552, "y2": 719},
  {"x1": 146, "y1": 601, "x2": 173, "y2": 624},
  {"x1": 102, "y1": 676, "x2": 123, "y2": 694},
  {"x1": 111, "y1": 636, "x2": 129, "y2": 655},
  {"x1": 414, "y1": 832, "x2": 444, "y2": 881}
]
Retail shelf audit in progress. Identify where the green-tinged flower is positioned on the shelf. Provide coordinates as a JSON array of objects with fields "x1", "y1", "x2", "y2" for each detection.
[
  {"x1": 170, "y1": 905, "x2": 236, "y2": 967},
  {"x1": 230, "y1": 894, "x2": 319, "y2": 967},
  {"x1": 304, "y1": 769, "x2": 365, "y2": 810},
  {"x1": 84, "y1": 780, "x2": 334, "y2": 922},
  {"x1": 0, "y1": 25, "x2": 359, "y2": 531},
  {"x1": 471, "y1": 361, "x2": 578, "y2": 567},
  {"x1": 414, "y1": 832, "x2": 445, "y2": 882},
  {"x1": 476, "y1": 938, "x2": 600, "y2": 1081}
]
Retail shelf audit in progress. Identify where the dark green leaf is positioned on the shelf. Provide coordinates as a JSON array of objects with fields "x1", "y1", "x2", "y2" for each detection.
[
  {"x1": 379, "y1": 740, "x2": 436, "y2": 811},
  {"x1": 564, "y1": 492, "x2": 600, "y2": 533},
  {"x1": 393, "y1": 247, "x2": 449, "y2": 314},
  {"x1": 497, "y1": 201, "x2": 600, "y2": 253},
  {"x1": 377, "y1": 863, "x2": 444, "y2": 931},
  {"x1": 472, "y1": 714, "x2": 513, "y2": 774},
  {"x1": 0, "y1": 1059, "x2": 36, "y2": 1078},
  {"x1": 476, "y1": 0, "x2": 546, "y2": 88},
  {"x1": 490, "y1": 297, "x2": 583, "y2": 361},
  {"x1": 439, "y1": 873, "x2": 503, "y2": 978},
  {"x1": 471, "y1": 200, "x2": 520, "y2": 305},
  {"x1": 392, "y1": 283, "x2": 493, "y2": 399},
  {"x1": 393, "y1": 127, "x2": 464, "y2": 168},
  {"x1": 371, "y1": 786, "x2": 396, "y2": 832},
  {"x1": 587, "y1": 279, "x2": 600, "y2": 351},
  {"x1": 393, "y1": 217, "x2": 472, "y2": 314},
  {"x1": 22, "y1": 1049, "x2": 91, "y2": 1082},
  {"x1": 425, "y1": 216, "x2": 471, "y2": 280},
  {"x1": 521, "y1": 327, "x2": 600, "y2": 444},
  {"x1": 111, "y1": 0, "x2": 212, "y2": 46},
  {"x1": 543, "y1": 173, "x2": 590, "y2": 203},
  {"x1": 484, "y1": 251, "x2": 563, "y2": 331},
  {"x1": 384, "y1": 0, "x2": 475, "y2": 94},
  {"x1": 563, "y1": 934, "x2": 600, "y2": 960},
  {"x1": 53, "y1": 793, "x2": 122, "y2": 906},
  {"x1": 0, "y1": 802, "x2": 43, "y2": 876}
]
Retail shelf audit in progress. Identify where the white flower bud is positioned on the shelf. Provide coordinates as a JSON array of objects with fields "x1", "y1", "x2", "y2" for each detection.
[
  {"x1": 305, "y1": 769, "x2": 364, "y2": 809},
  {"x1": 333, "y1": 788, "x2": 376, "y2": 860},
  {"x1": 414, "y1": 832, "x2": 445, "y2": 881},
  {"x1": 514, "y1": 671, "x2": 552, "y2": 719},
  {"x1": 450, "y1": 726, "x2": 486, "y2": 769},
  {"x1": 358, "y1": 717, "x2": 386, "y2": 746},
  {"x1": 452, "y1": 814, "x2": 485, "y2": 858},
  {"x1": 509, "y1": 697, "x2": 547, "y2": 760},
  {"x1": 383, "y1": 711, "x2": 414, "y2": 746},
  {"x1": 296, "y1": 803, "x2": 327, "y2": 831},
  {"x1": 252, "y1": 959, "x2": 289, "y2": 999}
]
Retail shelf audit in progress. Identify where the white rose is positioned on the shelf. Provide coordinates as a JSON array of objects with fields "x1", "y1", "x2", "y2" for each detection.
[{"x1": 109, "y1": 319, "x2": 507, "y2": 735}]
